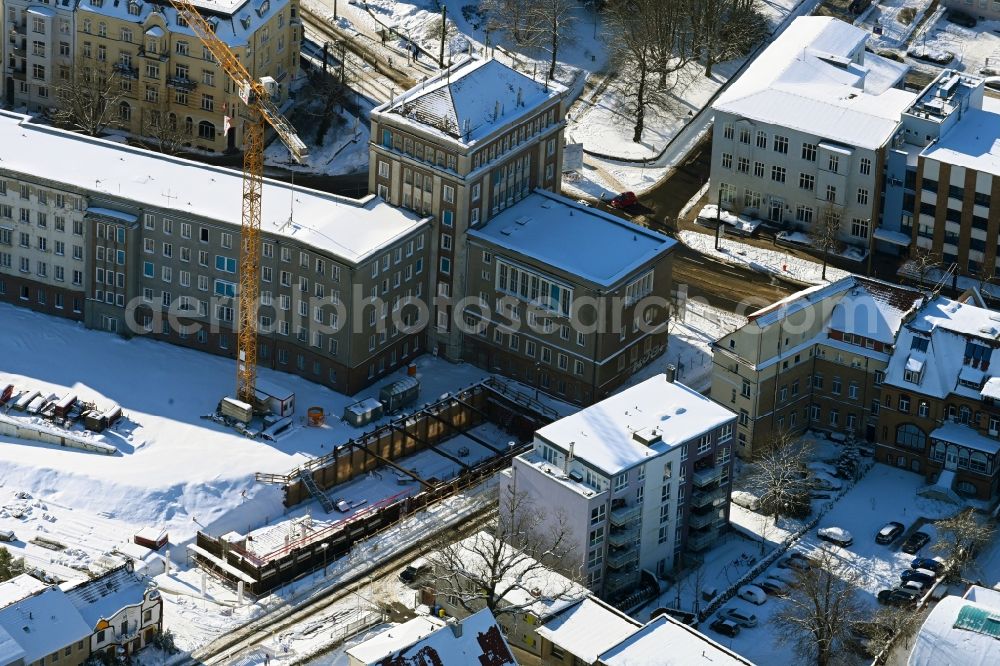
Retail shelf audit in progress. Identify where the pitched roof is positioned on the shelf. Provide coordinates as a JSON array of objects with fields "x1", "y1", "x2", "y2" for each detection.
[
  {"x1": 379, "y1": 57, "x2": 565, "y2": 145},
  {"x1": 63, "y1": 565, "x2": 149, "y2": 629},
  {"x1": 713, "y1": 16, "x2": 915, "y2": 150},
  {"x1": 597, "y1": 615, "x2": 755, "y2": 666},
  {"x1": 537, "y1": 597, "x2": 641, "y2": 664},
  {"x1": 346, "y1": 608, "x2": 517, "y2": 666},
  {"x1": 0, "y1": 588, "x2": 91, "y2": 664}
]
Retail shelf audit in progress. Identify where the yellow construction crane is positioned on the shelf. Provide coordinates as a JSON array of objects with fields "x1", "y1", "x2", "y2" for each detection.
[{"x1": 167, "y1": 0, "x2": 308, "y2": 405}]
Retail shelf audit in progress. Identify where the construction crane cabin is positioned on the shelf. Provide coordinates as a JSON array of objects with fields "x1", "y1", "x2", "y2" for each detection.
[{"x1": 167, "y1": 0, "x2": 308, "y2": 426}]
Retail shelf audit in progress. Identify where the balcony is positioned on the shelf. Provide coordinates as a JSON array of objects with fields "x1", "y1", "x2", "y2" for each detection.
[
  {"x1": 689, "y1": 510, "x2": 718, "y2": 529},
  {"x1": 690, "y1": 487, "x2": 727, "y2": 509},
  {"x1": 607, "y1": 526, "x2": 638, "y2": 548},
  {"x1": 609, "y1": 504, "x2": 641, "y2": 527},
  {"x1": 688, "y1": 529, "x2": 719, "y2": 552},
  {"x1": 167, "y1": 75, "x2": 197, "y2": 91},
  {"x1": 606, "y1": 548, "x2": 638, "y2": 570},
  {"x1": 605, "y1": 568, "x2": 640, "y2": 595},
  {"x1": 692, "y1": 466, "x2": 723, "y2": 489},
  {"x1": 10, "y1": 23, "x2": 26, "y2": 37},
  {"x1": 113, "y1": 63, "x2": 138, "y2": 79}
]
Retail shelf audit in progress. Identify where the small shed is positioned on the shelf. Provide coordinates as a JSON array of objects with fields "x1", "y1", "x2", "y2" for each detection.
[
  {"x1": 13, "y1": 389, "x2": 39, "y2": 411},
  {"x1": 343, "y1": 398, "x2": 385, "y2": 427},
  {"x1": 53, "y1": 393, "x2": 77, "y2": 419},
  {"x1": 254, "y1": 379, "x2": 295, "y2": 418},
  {"x1": 100, "y1": 404, "x2": 122, "y2": 427},
  {"x1": 379, "y1": 377, "x2": 420, "y2": 414},
  {"x1": 0, "y1": 384, "x2": 13, "y2": 405},
  {"x1": 133, "y1": 526, "x2": 168, "y2": 551}
]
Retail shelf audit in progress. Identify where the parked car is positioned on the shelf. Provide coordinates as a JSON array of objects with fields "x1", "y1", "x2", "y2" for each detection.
[
  {"x1": 710, "y1": 617, "x2": 742, "y2": 637},
  {"x1": 575, "y1": 199, "x2": 593, "y2": 208},
  {"x1": 818, "y1": 526, "x2": 854, "y2": 547},
  {"x1": 718, "y1": 606, "x2": 758, "y2": 628},
  {"x1": 877, "y1": 589, "x2": 916, "y2": 607},
  {"x1": 731, "y1": 490, "x2": 761, "y2": 511},
  {"x1": 398, "y1": 557, "x2": 429, "y2": 584},
  {"x1": 911, "y1": 557, "x2": 945, "y2": 573},
  {"x1": 907, "y1": 46, "x2": 955, "y2": 65},
  {"x1": 757, "y1": 578, "x2": 790, "y2": 597},
  {"x1": 737, "y1": 585, "x2": 768, "y2": 605},
  {"x1": 777, "y1": 552, "x2": 812, "y2": 571},
  {"x1": 898, "y1": 580, "x2": 927, "y2": 597},
  {"x1": 901, "y1": 531, "x2": 931, "y2": 554},
  {"x1": 900, "y1": 569, "x2": 936, "y2": 586},
  {"x1": 947, "y1": 10, "x2": 977, "y2": 27},
  {"x1": 608, "y1": 191, "x2": 638, "y2": 209},
  {"x1": 334, "y1": 499, "x2": 351, "y2": 513},
  {"x1": 875, "y1": 521, "x2": 905, "y2": 545},
  {"x1": 809, "y1": 476, "x2": 843, "y2": 491}
]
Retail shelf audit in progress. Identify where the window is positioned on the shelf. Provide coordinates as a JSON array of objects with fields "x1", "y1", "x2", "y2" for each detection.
[
  {"x1": 737, "y1": 157, "x2": 750, "y2": 174},
  {"x1": 801, "y1": 143, "x2": 817, "y2": 161},
  {"x1": 825, "y1": 184, "x2": 837, "y2": 202},
  {"x1": 799, "y1": 173, "x2": 815, "y2": 190},
  {"x1": 754, "y1": 161, "x2": 765, "y2": 178},
  {"x1": 771, "y1": 166, "x2": 785, "y2": 183},
  {"x1": 590, "y1": 505, "x2": 606, "y2": 525},
  {"x1": 898, "y1": 395, "x2": 910, "y2": 413},
  {"x1": 851, "y1": 218, "x2": 869, "y2": 239},
  {"x1": 739, "y1": 128, "x2": 751, "y2": 144},
  {"x1": 723, "y1": 123, "x2": 734, "y2": 140},
  {"x1": 796, "y1": 205, "x2": 814, "y2": 224},
  {"x1": 895, "y1": 424, "x2": 926, "y2": 450},
  {"x1": 613, "y1": 473, "x2": 628, "y2": 492},
  {"x1": 773, "y1": 135, "x2": 788, "y2": 153},
  {"x1": 828, "y1": 154, "x2": 840, "y2": 172},
  {"x1": 860, "y1": 158, "x2": 871, "y2": 175},
  {"x1": 721, "y1": 153, "x2": 733, "y2": 169},
  {"x1": 756, "y1": 131, "x2": 767, "y2": 149},
  {"x1": 857, "y1": 188, "x2": 869, "y2": 206}
]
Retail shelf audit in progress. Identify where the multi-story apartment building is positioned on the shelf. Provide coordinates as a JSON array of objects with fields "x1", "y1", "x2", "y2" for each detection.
[
  {"x1": 462, "y1": 190, "x2": 675, "y2": 405},
  {"x1": 0, "y1": 108, "x2": 432, "y2": 395},
  {"x1": 711, "y1": 276, "x2": 924, "y2": 456},
  {"x1": 3, "y1": 0, "x2": 78, "y2": 111},
  {"x1": 69, "y1": 0, "x2": 299, "y2": 151},
  {"x1": 507, "y1": 373, "x2": 737, "y2": 601},
  {"x1": 369, "y1": 57, "x2": 568, "y2": 359},
  {"x1": 876, "y1": 292, "x2": 1000, "y2": 500},
  {"x1": 710, "y1": 16, "x2": 913, "y2": 250}
]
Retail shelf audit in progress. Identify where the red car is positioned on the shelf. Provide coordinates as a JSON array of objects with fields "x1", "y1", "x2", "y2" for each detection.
[{"x1": 609, "y1": 191, "x2": 638, "y2": 209}]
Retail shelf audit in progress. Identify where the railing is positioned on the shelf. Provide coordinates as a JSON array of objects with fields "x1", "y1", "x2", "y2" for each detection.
[
  {"x1": 690, "y1": 487, "x2": 727, "y2": 509},
  {"x1": 167, "y1": 75, "x2": 197, "y2": 90},
  {"x1": 688, "y1": 529, "x2": 718, "y2": 551},
  {"x1": 609, "y1": 504, "x2": 641, "y2": 527},
  {"x1": 689, "y1": 510, "x2": 716, "y2": 529},
  {"x1": 692, "y1": 466, "x2": 723, "y2": 488},
  {"x1": 607, "y1": 527, "x2": 638, "y2": 548},
  {"x1": 605, "y1": 568, "x2": 639, "y2": 595},
  {"x1": 606, "y1": 549, "x2": 638, "y2": 570},
  {"x1": 113, "y1": 63, "x2": 138, "y2": 79}
]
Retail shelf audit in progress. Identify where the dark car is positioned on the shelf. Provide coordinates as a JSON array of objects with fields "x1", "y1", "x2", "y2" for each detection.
[
  {"x1": 900, "y1": 569, "x2": 936, "y2": 586},
  {"x1": 901, "y1": 531, "x2": 931, "y2": 554},
  {"x1": 757, "y1": 579, "x2": 790, "y2": 597},
  {"x1": 947, "y1": 10, "x2": 977, "y2": 28},
  {"x1": 710, "y1": 617, "x2": 742, "y2": 638},
  {"x1": 875, "y1": 521, "x2": 905, "y2": 545},
  {"x1": 609, "y1": 191, "x2": 638, "y2": 210},
  {"x1": 877, "y1": 589, "x2": 917, "y2": 607},
  {"x1": 911, "y1": 557, "x2": 945, "y2": 573}
]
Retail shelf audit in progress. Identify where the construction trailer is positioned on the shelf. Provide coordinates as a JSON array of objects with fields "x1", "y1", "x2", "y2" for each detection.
[
  {"x1": 343, "y1": 398, "x2": 385, "y2": 428},
  {"x1": 254, "y1": 379, "x2": 295, "y2": 418},
  {"x1": 379, "y1": 377, "x2": 420, "y2": 414}
]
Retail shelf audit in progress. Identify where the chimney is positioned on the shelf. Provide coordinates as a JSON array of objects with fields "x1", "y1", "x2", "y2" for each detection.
[
  {"x1": 448, "y1": 617, "x2": 463, "y2": 638},
  {"x1": 517, "y1": 87, "x2": 523, "y2": 107},
  {"x1": 494, "y1": 100, "x2": 501, "y2": 121},
  {"x1": 564, "y1": 441, "x2": 575, "y2": 473},
  {"x1": 665, "y1": 365, "x2": 677, "y2": 383}
]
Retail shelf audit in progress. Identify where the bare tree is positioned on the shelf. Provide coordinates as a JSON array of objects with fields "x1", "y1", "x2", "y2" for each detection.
[
  {"x1": 479, "y1": 0, "x2": 540, "y2": 47},
  {"x1": 607, "y1": 0, "x2": 660, "y2": 143},
  {"x1": 810, "y1": 206, "x2": 842, "y2": 281},
  {"x1": 426, "y1": 486, "x2": 580, "y2": 618},
  {"x1": 909, "y1": 247, "x2": 943, "y2": 288},
  {"x1": 688, "y1": 0, "x2": 767, "y2": 78},
  {"x1": 140, "y1": 98, "x2": 188, "y2": 156},
  {"x1": 772, "y1": 545, "x2": 866, "y2": 666},
  {"x1": 743, "y1": 431, "x2": 812, "y2": 522},
  {"x1": 860, "y1": 606, "x2": 922, "y2": 660},
  {"x1": 533, "y1": 0, "x2": 577, "y2": 80},
  {"x1": 52, "y1": 63, "x2": 128, "y2": 137},
  {"x1": 931, "y1": 508, "x2": 996, "y2": 579}
]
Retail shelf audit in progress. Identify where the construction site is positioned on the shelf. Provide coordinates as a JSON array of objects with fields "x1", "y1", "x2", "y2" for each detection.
[{"x1": 189, "y1": 378, "x2": 558, "y2": 595}]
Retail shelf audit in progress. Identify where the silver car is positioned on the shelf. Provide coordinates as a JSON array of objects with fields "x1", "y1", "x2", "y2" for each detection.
[{"x1": 718, "y1": 606, "x2": 758, "y2": 628}]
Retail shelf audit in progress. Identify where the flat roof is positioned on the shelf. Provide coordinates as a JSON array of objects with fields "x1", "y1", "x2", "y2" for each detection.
[
  {"x1": 0, "y1": 111, "x2": 427, "y2": 265},
  {"x1": 921, "y1": 97, "x2": 1000, "y2": 177},
  {"x1": 535, "y1": 375, "x2": 735, "y2": 475},
  {"x1": 468, "y1": 191, "x2": 675, "y2": 287}
]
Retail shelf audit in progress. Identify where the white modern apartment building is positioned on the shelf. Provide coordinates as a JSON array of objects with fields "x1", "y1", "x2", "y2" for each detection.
[
  {"x1": 3, "y1": 0, "x2": 78, "y2": 111},
  {"x1": 709, "y1": 16, "x2": 915, "y2": 248},
  {"x1": 507, "y1": 373, "x2": 737, "y2": 602}
]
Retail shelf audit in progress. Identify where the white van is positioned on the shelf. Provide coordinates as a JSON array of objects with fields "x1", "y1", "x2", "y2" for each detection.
[
  {"x1": 0, "y1": 529, "x2": 16, "y2": 542},
  {"x1": 731, "y1": 491, "x2": 761, "y2": 511}
]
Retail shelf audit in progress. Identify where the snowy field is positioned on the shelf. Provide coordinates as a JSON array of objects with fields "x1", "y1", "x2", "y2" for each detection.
[
  {"x1": 679, "y1": 230, "x2": 851, "y2": 285},
  {"x1": 919, "y1": 16, "x2": 1000, "y2": 76},
  {"x1": 858, "y1": 0, "x2": 938, "y2": 51}
]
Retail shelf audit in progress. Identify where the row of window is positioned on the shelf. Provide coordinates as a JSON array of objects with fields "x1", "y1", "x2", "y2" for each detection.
[
  {"x1": 0, "y1": 181, "x2": 81, "y2": 211},
  {"x1": 0, "y1": 252, "x2": 82, "y2": 284},
  {"x1": 720, "y1": 125, "x2": 871, "y2": 175},
  {"x1": 0, "y1": 280, "x2": 82, "y2": 313}
]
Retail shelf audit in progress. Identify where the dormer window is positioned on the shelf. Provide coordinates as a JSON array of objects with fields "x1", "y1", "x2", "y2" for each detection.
[
  {"x1": 903, "y1": 355, "x2": 923, "y2": 384},
  {"x1": 256, "y1": 0, "x2": 270, "y2": 17},
  {"x1": 965, "y1": 341, "x2": 990, "y2": 370},
  {"x1": 240, "y1": 15, "x2": 251, "y2": 30},
  {"x1": 128, "y1": 1, "x2": 141, "y2": 17},
  {"x1": 93, "y1": 0, "x2": 103, "y2": 7},
  {"x1": 910, "y1": 336, "x2": 929, "y2": 352}
]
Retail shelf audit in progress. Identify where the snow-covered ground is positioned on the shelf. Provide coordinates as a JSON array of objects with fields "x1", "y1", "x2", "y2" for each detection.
[
  {"x1": 918, "y1": 16, "x2": 1000, "y2": 75},
  {"x1": 858, "y1": 0, "x2": 938, "y2": 51},
  {"x1": 679, "y1": 230, "x2": 851, "y2": 285}
]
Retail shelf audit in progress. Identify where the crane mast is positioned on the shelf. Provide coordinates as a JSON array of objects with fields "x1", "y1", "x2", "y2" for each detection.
[{"x1": 166, "y1": 0, "x2": 307, "y2": 405}]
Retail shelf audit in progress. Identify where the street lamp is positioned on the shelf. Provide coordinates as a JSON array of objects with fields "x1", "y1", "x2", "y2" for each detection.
[
  {"x1": 715, "y1": 185, "x2": 724, "y2": 251},
  {"x1": 534, "y1": 362, "x2": 541, "y2": 401},
  {"x1": 334, "y1": 0, "x2": 338, "y2": 21},
  {"x1": 320, "y1": 542, "x2": 329, "y2": 576}
]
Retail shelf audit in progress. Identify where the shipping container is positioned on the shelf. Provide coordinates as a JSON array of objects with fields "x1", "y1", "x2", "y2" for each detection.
[
  {"x1": 343, "y1": 398, "x2": 385, "y2": 427},
  {"x1": 379, "y1": 377, "x2": 420, "y2": 414}
]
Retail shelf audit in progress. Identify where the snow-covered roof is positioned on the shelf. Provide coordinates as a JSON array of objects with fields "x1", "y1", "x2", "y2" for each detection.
[
  {"x1": 63, "y1": 566, "x2": 149, "y2": 628},
  {"x1": 377, "y1": 57, "x2": 566, "y2": 146},
  {"x1": 713, "y1": 16, "x2": 916, "y2": 150},
  {"x1": 930, "y1": 422, "x2": 1000, "y2": 456},
  {"x1": 884, "y1": 296, "x2": 1000, "y2": 399},
  {"x1": 468, "y1": 191, "x2": 675, "y2": 287},
  {"x1": 0, "y1": 111, "x2": 427, "y2": 265},
  {"x1": 982, "y1": 377, "x2": 1000, "y2": 400},
  {"x1": 346, "y1": 608, "x2": 516, "y2": 666},
  {"x1": 537, "y1": 597, "x2": 641, "y2": 664},
  {"x1": 828, "y1": 278, "x2": 923, "y2": 344},
  {"x1": 0, "y1": 625, "x2": 24, "y2": 666},
  {"x1": 443, "y1": 532, "x2": 589, "y2": 620},
  {"x1": 0, "y1": 588, "x2": 91, "y2": 664},
  {"x1": 598, "y1": 615, "x2": 755, "y2": 666},
  {"x1": 0, "y1": 575, "x2": 47, "y2": 611},
  {"x1": 964, "y1": 584, "x2": 1000, "y2": 607},
  {"x1": 76, "y1": 0, "x2": 286, "y2": 49},
  {"x1": 921, "y1": 97, "x2": 1000, "y2": 177},
  {"x1": 909, "y1": 591, "x2": 1000, "y2": 666},
  {"x1": 535, "y1": 375, "x2": 736, "y2": 475}
]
